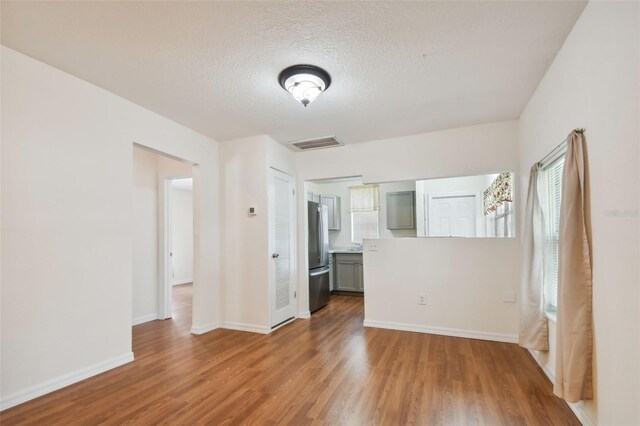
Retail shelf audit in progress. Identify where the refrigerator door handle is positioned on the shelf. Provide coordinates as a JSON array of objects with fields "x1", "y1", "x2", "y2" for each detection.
[
  {"x1": 309, "y1": 266, "x2": 330, "y2": 277},
  {"x1": 317, "y1": 207, "x2": 323, "y2": 262}
]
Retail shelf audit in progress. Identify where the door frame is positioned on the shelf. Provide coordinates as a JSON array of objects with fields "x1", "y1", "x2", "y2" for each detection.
[
  {"x1": 268, "y1": 167, "x2": 296, "y2": 328},
  {"x1": 159, "y1": 176, "x2": 193, "y2": 319},
  {"x1": 132, "y1": 143, "x2": 200, "y2": 335}
]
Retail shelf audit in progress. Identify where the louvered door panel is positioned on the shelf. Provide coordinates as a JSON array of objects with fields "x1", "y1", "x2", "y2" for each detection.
[
  {"x1": 274, "y1": 176, "x2": 290, "y2": 311},
  {"x1": 270, "y1": 169, "x2": 294, "y2": 327}
]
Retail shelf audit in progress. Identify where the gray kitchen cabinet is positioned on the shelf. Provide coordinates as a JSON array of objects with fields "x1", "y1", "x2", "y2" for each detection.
[
  {"x1": 335, "y1": 253, "x2": 363, "y2": 293},
  {"x1": 329, "y1": 254, "x2": 334, "y2": 291},
  {"x1": 386, "y1": 191, "x2": 416, "y2": 230},
  {"x1": 320, "y1": 195, "x2": 341, "y2": 231},
  {"x1": 307, "y1": 192, "x2": 320, "y2": 203}
]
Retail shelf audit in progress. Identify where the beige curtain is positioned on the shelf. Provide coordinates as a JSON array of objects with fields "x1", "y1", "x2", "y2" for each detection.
[
  {"x1": 554, "y1": 130, "x2": 593, "y2": 402},
  {"x1": 519, "y1": 164, "x2": 549, "y2": 350}
]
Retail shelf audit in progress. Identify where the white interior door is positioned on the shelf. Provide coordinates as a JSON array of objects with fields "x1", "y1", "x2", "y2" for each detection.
[
  {"x1": 428, "y1": 194, "x2": 476, "y2": 237},
  {"x1": 269, "y1": 168, "x2": 295, "y2": 327}
]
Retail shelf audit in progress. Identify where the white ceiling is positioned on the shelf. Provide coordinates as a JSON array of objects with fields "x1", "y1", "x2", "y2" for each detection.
[{"x1": 1, "y1": 1, "x2": 586, "y2": 145}]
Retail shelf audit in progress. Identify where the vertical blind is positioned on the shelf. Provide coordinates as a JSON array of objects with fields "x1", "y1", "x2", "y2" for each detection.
[
  {"x1": 274, "y1": 176, "x2": 291, "y2": 311},
  {"x1": 541, "y1": 156, "x2": 565, "y2": 312}
]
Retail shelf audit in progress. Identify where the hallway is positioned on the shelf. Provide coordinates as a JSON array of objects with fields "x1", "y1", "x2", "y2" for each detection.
[{"x1": 171, "y1": 283, "x2": 193, "y2": 331}]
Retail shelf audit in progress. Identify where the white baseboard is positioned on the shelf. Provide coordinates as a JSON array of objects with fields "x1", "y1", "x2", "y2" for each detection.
[
  {"x1": 297, "y1": 311, "x2": 311, "y2": 319},
  {"x1": 132, "y1": 313, "x2": 158, "y2": 326},
  {"x1": 190, "y1": 322, "x2": 219, "y2": 335},
  {"x1": 172, "y1": 280, "x2": 193, "y2": 286},
  {"x1": 363, "y1": 319, "x2": 518, "y2": 343},
  {"x1": 220, "y1": 322, "x2": 271, "y2": 334},
  {"x1": 0, "y1": 352, "x2": 134, "y2": 411},
  {"x1": 528, "y1": 348, "x2": 555, "y2": 380},
  {"x1": 566, "y1": 401, "x2": 593, "y2": 426},
  {"x1": 527, "y1": 349, "x2": 594, "y2": 426}
]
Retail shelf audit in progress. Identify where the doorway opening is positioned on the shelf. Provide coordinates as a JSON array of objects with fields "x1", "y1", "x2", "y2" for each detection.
[
  {"x1": 166, "y1": 177, "x2": 194, "y2": 329},
  {"x1": 132, "y1": 145, "x2": 195, "y2": 332}
]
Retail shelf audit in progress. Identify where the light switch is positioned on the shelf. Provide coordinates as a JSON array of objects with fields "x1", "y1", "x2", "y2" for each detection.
[{"x1": 248, "y1": 207, "x2": 257, "y2": 216}]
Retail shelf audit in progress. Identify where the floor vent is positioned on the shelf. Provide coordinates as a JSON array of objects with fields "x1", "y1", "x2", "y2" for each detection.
[{"x1": 288, "y1": 136, "x2": 343, "y2": 151}]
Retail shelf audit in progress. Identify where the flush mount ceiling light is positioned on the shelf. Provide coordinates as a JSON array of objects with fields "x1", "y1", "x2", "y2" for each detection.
[{"x1": 278, "y1": 64, "x2": 331, "y2": 107}]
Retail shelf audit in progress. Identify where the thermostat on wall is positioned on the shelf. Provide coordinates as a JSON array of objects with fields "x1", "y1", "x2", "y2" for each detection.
[{"x1": 248, "y1": 207, "x2": 257, "y2": 216}]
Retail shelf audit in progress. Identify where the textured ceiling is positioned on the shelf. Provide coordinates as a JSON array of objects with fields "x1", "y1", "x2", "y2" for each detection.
[{"x1": 1, "y1": 1, "x2": 586, "y2": 144}]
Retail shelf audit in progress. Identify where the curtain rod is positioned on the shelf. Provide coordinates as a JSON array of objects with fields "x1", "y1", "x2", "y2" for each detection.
[{"x1": 537, "y1": 128, "x2": 585, "y2": 167}]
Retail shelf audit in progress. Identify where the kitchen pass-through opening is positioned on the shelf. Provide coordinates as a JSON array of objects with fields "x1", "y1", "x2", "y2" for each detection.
[{"x1": 305, "y1": 176, "x2": 366, "y2": 315}]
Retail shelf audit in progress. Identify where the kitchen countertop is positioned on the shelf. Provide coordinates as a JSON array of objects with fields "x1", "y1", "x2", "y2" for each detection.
[{"x1": 329, "y1": 247, "x2": 363, "y2": 254}]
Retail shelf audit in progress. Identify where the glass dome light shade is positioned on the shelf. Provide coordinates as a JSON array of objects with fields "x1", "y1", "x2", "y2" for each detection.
[
  {"x1": 284, "y1": 74, "x2": 325, "y2": 106},
  {"x1": 278, "y1": 65, "x2": 331, "y2": 107}
]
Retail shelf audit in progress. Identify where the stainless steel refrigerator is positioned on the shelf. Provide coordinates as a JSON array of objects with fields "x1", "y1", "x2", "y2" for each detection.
[{"x1": 308, "y1": 201, "x2": 330, "y2": 312}]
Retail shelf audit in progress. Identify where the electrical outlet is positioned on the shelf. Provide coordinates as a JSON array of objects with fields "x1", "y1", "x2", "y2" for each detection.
[
  {"x1": 365, "y1": 240, "x2": 378, "y2": 251},
  {"x1": 418, "y1": 294, "x2": 426, "y2": 305}
]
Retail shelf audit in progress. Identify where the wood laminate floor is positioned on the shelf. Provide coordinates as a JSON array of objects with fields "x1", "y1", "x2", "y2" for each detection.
[{"x1": 1, "y1": 291, "x2": 579, "y2": 425}]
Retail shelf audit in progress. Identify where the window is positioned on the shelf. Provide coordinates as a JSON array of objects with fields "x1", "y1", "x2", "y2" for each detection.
[
  {"x1": 349, "y1": 185, "x2": 379, "y2": 244},
  {"x1": 351, "y1": 211, "x2": 379, "y2": 244},
  {"x1": 483, "y1": 172, "x2": 514, "y2": 238},
  {"x1": 539, "y1": 155, "x2": 565, "y2": 313},
  {"x1": 487, "y1": 201, "x2": 514, "y2": 237}
]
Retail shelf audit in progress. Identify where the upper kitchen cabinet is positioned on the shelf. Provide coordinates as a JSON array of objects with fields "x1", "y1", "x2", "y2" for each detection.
[
  {"x1": 386, "y1": 191, "x2": 415, "y2": 230},
  {"x1": 320, "y1": 195, "x2": 341, "y2": 231}
]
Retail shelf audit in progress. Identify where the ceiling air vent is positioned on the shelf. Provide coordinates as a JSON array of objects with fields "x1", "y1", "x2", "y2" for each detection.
[{"x1": 288, "y1": 136, "x2": 343, "y2": 152}]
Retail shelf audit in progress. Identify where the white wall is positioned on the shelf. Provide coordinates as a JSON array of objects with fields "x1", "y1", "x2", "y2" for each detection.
[
  {"x1": 220, "y1": 136, "x2": 269, "y2": 331},
  {"x1": 171, "y1": 184, "x2": 194, "y2": 286},
  {"x1": 220, "y1": 135, "x2": 296, "y2": 331},
  {"x1": 295, "y1": 120, "x2": 519, "y2": 327},
  {"x1": 132, "y1": 147, "x2": 160, "y2": 324},
  {"x1": 364, "y1": 238, "x2": 519, "y2": 342},
  {"x1": 518, "y1": 2, "x2": 639, "y2": 424},
  {"x1": 1, "y1": 47, "x2": 221, "y2": 409}
]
